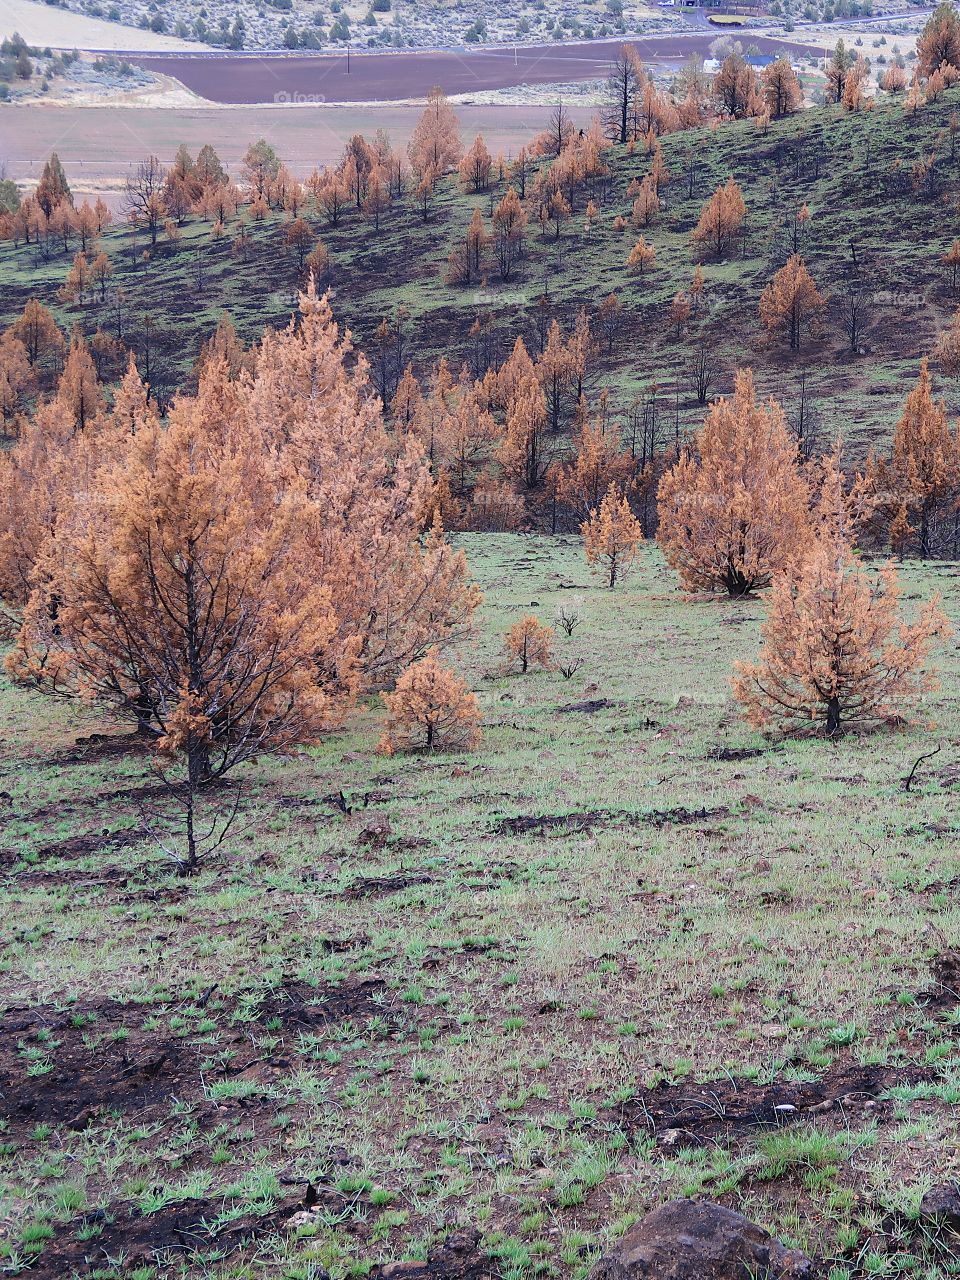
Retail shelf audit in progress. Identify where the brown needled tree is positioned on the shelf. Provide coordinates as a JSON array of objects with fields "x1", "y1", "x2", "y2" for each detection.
[
  {"x1": 733, "y1": 451, "x2": 951, "y2": 736},
  {"x1": 868, "y1": 358, "x2": 960, "y2": 559},
  {"x1": 762, "y1": 57, "x2": 803, "y2": 117},
  {"x1": 691, "y1": 178, "x2": 745, "y2": 259},
  {"x1": 657, "y1": 369, "x2": 810, "y2": 596},
  {"x1": 7, "y1": 395, "x2": 339, "y2": 784},
  {"x1": 918, "y1": 2, "x2": 960, "y2": 75},
  {"x1": 408, "y1": 87, "x2": 463, "y2": 179},
  {"x1": 504, "y1": 616, "x2": 555, "y2": 673},
  {"x1": 581, "y1": 483, "x2": 644, "y2": 588},
  {"x1": 628, "y1": 235, "x2": 656, "y2": 274},
  {"x1": 759, "y1": 255, "x2": 826, "y2": 351},
  {"x1": 378, "y1": 650, "x2": 481, "y2": 754},
  {"x1": 3, "y1": 285, "x2": 482, "y2": 784}
]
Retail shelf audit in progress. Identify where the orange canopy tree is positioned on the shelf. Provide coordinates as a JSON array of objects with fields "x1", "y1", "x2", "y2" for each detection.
[
  {"x1": 504, "y1": 616, "x2": 555, "y2": 673},
  {"x1": 378, "y1": 650, "x2": 481, "y2": 754},
  {"x1": 582, "y1": 483, "x2": 645, "y2": 588},
  {"x1": 8, "y1": 404, "x2": 337, "y2": 785},
  {"x1": 867, "y1": 359, "x2": 960, "y2": 559},
  {"x1": 762, "y1": 57, "x2": 803, "y2": 117},
  {"x1": 3, "y1": 284, "x2": 480, "y2": 781},
  {"x1": 918, "y1": 2, "x2": 960, "y2": 75},
  {"x1": 759, "y1": 255, "x2": 826, "y2": 351},
  {"x1": 734, "y1": 454, "x2": 951, "y2": 735},
  {"x1": 691, "y1": 178, "x2": 745, "y2": 259},
  {"x1": 241, "y1": 283, "x2": 481, "y2": 690},
  {"x1": 656, "y1": 369, "x2": 809, "y2": 596}
]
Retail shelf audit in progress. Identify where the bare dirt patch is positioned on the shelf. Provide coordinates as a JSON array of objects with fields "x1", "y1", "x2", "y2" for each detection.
[
  {"x1": 557, "y1": 698, "x2": 619, "y2": 714},
  {"x1": 27, "y1": 1189, "x2": 318, "y2": 1279},
  {"x1": 340, "y1": 871, "x2": 437, "y2": 898},
  {"x1": 0, "y1": 1002, "x2": 199, "y2": 1135},
  {"x1": 620, "y1": 1061, "x2": 927, "y2": 1147},
  {"x1": 1, "y1": 829, "x2": 136, "y2": 871},
  {"x1": 0, "y1": 978, "x2": 409, "y2": 1138},
  {"x1": 47, "y1": 731, "x2": 151, "y2": 768},
  {"x1": 644, "y1": 805, "x2": 732, "y2": 827},
  {"x1": 369, "y1": 1229, "x2": 494, "y2": 1280},
  {"x1": 494, "y1": 805, "x2": 731, "y2": 836},
  {"x1": 252, "y1": 976, "x2": 391, "y2": 1026},
  {"x1": 495, "y1": 811, "x2": 612, "y2": 836}
]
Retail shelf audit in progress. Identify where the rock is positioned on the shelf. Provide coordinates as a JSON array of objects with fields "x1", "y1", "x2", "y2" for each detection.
[
  {"x1": 655, "y1": 1128, "x2": 704, "y2": 1152},
  {"x1": 591, "y1": 1200, "x2": 813, "y2": 1280},
  {"x1": 374, "y1": 1230, "x2": 492, "y2": 1280},
  {"x1": 919, "y1": 1184, "x2": 960, "y2": 1233}
]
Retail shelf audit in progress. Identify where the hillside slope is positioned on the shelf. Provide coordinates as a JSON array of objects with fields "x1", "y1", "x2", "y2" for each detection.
[{"x1": 2, "y1": 89, "x2": 958, "y2": 456}]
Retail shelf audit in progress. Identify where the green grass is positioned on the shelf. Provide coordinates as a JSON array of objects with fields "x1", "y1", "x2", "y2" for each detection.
[{"x1": 0, "y1": 534, "x2": 959, "y2": 1276}]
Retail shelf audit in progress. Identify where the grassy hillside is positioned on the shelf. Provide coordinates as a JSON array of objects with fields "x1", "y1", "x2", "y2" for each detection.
[
  {"x1": 1, "y1": 535, "x2": 960, "y2": 1278},
  {"x1": 3, "y1": 89, "x2": 960, "y2": 456}
]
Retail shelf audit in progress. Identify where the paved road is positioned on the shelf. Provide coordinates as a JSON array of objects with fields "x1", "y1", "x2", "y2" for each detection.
[{"x1": 127, "y1": 32, "x2": 829, "y2": 104}]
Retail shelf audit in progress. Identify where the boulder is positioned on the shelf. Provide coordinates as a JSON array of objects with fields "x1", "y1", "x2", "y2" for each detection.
[
  {"x1": 591, "y1": 1199, "x2": 813, "y2": 1280},
  {"x1": 919, "y1": 1184, "x2": 960, "y2": 1233}
]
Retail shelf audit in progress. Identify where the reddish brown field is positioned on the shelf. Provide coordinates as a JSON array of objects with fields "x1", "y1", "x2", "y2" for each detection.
[
  {"x1": 127, "y1": 34, "x2": 828, "y2": 104},
  {"x1": 2, "y1": 102, "x2": 596, "y2": 201}
]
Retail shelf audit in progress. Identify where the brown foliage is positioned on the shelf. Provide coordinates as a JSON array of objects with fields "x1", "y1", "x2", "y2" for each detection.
[
  {"x1": 56, "y1": 327, "x2": 103, "y2": 433},
  {"x1": 713, "y1": 53, "x2": 758, "y2": 118},
  {"x1": 1, "y1": 285, "x2": 481, "y2": 775},
  {"x1": 492, "y1": 187, "x2": 527, "y2": 280},
  {"x1": 559, "y1": 416, "x2": 634, "y2": 523},
  {"x1": 691, "y1": 178, "x2": 745, "y2": 259},
  {"x1": 504, "y1": 616, "x2": 554, "y2": 673},
  {"x1": 459, "y1": 134, "x2": 493, "y2": 193},
  {"x1": 759, "y1": 255, "x2": 826, "y2": 350},
  {"x1": 496, "y1": 370, "x2": 552, "y2": 491},
  {"x1": 8, "y1": 299, "x2": 64, "y2": 369},
  {"x1": 933, "y1": 299, "x2": 960, "y2": 383},
  {"x1": 867, "y1": 358, "x2": 960, "y2": 558},
  {"x1": 194, "y1": 314, "x2": 249, "y2": 385},
  {"x1": 408, "y1": 87, "x2": 463, "y2": 178},
  {"x1": 657, "y1": 369, "x2": 810, "y2": 596},
  {"x1": 378, "y1": 650, "x2": 481, "y2": 754},
  {"x1": 581, "y1": 483, "x2": 644, "y2": 588},
  {"x1": 631, "y1": 176, "x2": 660, "y2": 228},
  {"x1": 733, "y1": 455, "x2": 951, "y2": 735},
  {"x1": 628, "y1": 235, "x2": 656, "y2": 274},
  {"x1": 669, "y1": 291, "x2": 692, "y2": 339},
  {"x1": 762, "y1": 58, "x2": 803, "y2": 117},
  {"x1": 8, "y1": 396, "x2": 338, "y2": 783},
  {"x1": 841, "y1": 60, "x2": 871, "y2": 112},
  {"x1": 36, "y1": 153, "x2": 72, "y2": 218},
  {"x1": 918, "y1": 2, "x2": 960, "y2": 76},
  {"x1": 0, "y1": 332, "x2": 33, "y2": 427}
]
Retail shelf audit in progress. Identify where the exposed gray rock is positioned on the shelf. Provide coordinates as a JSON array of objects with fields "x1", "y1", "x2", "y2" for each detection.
[
  {"x1": 591, "y1": 1199, "x2": 813, "y2": 1280},
  {"x1": 919, "y1": 1184, "x2": 960, "y2": 1233}
]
